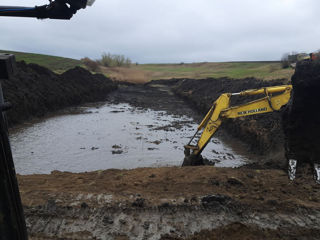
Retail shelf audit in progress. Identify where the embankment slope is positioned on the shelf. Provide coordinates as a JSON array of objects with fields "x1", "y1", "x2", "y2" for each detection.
[{"x1": 2, "y1": 61, "x2": 117, "y2": 126}]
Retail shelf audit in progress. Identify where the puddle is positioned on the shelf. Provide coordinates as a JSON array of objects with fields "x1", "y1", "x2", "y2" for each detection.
[{"x1": 10, "y1": 103, "x2": 248, "y2": 175}]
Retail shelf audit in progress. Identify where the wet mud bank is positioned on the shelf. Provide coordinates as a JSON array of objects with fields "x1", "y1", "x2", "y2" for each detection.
[
  {"x1": 2, "y1": 61, "x2": 117, "y2": 126},
  {"x1": 19, "y1": 167, "x2": 320, "y2": 239}
]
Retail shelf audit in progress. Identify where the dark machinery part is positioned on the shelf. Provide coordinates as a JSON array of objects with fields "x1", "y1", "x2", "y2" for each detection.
[
  {"x1": 0, "y1": 0, "x2": 94, "y2": 20},
  {"x1": 0, "y1": 54, "x2": 28, "y2": 240}
]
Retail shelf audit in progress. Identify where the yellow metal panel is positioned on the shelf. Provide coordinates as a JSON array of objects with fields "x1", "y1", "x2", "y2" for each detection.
[
  {"x1": 222, "y1": 98, "x2": 272, "y2": 118},
  {"x1": 223, "y1": 86, "x2": 292, "y2": 118},
  {"x1": 196, "y1": 119, "x2": 222, "y2": 155},
  {"x1": 198, "y1": 93, "x2": 230, "y2": 130},
  {"x1": 239, "y1": 85, "x2": 292, "y2": 96}
]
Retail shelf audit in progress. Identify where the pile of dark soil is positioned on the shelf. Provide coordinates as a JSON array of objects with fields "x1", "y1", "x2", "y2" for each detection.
[
  {"x1": 168, "y1": 77, "x2": 287, "y2": 167},
  {"x1": 1, "y1": 61, "x2": 117, "y2": 126},
  {"x1": 283, "y1": 61, "x2": 320, "y2": 164}
]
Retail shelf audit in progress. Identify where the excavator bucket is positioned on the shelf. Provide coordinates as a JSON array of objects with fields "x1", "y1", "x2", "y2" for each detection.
[{"x1": 182, "y1": 148, "x2": 204, "y2": 166}]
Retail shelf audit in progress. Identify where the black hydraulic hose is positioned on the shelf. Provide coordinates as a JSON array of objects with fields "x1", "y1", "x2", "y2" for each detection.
[
  {"x1": 0, "y1": 6, "x2": 35, "y2": 11},
  {"x1": 0, "y1": 6, "x2": 40, "y2": 18}
]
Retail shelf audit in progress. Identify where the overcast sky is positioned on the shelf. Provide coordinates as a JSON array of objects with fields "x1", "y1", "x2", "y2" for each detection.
[{"x1": 1, "y1": 0, "x2": 320, "y2": 63}]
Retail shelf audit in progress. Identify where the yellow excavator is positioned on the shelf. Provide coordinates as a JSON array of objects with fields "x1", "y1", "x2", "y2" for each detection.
[{"x1": 183, "y1": 85, "x2": 292, "y2": 166}]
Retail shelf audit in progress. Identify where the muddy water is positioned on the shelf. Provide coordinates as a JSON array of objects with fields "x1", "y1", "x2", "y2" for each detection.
[{"x1": 10, "y1": 102, "x2": 249, "y2": 175}]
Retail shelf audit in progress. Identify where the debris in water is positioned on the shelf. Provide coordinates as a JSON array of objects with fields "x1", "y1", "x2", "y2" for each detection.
[
  {"x1": 226, "y1": 153, "x2": 235, "y2": 159},
  {"x1": 212, "y1": 149, "x2": 220, "y2": 154},
  {"x1": 149, "y1": 140, "x2": 162, "y2": 145},
  {"x1": 110, "y1": 110, "x2": 125, "y2": 113},
  {"x1": 112, "y1": 150, "x2": 123, "y2": 155},
  {"x1": 148, "y1": 148, "x2": 159, "y2": 151},
  {"x1": 112, "y1": 145, "x2": 122, "y2": 149}
]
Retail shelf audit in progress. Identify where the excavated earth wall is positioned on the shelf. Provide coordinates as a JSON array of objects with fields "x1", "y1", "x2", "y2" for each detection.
[{"x1": 2, "y1": 61, "x2": 117, "y2": 126}]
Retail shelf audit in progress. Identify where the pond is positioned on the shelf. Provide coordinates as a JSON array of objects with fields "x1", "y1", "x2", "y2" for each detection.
[{"x1": 10, "y1": 102, "x2": 249, "y2": 175}]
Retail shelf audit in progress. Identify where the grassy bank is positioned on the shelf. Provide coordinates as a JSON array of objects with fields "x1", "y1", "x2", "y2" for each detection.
[
  {"x1": 0, "y1": 50, "x2": 82, "y2": 73},
  {"x1": 136, "y1": 61, "x2": 294, "y2": 81},
  {"x1": 101, "y1": 61, "x2": 294, "y2": 83}
]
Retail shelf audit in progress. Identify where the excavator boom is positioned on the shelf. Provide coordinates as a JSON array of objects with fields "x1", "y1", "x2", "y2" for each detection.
[{"x1": 183, "y1": 85, "x2": 292, "y2": 166}]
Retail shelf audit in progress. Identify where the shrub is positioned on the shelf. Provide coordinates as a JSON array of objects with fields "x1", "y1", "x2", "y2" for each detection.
[
  {"x1": 281, "y1": 53, "x2": 290, "y2": 69},
  {"x1": 99, "y1": 52, "x2": 131, "y2": 67},
  {"x1": 81, "y1": 57, "x2": 100, "y2": 72}
]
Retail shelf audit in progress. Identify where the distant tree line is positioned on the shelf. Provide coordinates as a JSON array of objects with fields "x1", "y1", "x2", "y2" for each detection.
[{"x1": 81, "y1": 52, "x2": 132, "y2": 72}]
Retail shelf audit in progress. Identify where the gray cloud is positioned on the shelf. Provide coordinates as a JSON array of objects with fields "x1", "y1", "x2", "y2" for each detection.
[{"x1": 1, "y1": 0, "x2": 320, "y2": 63}]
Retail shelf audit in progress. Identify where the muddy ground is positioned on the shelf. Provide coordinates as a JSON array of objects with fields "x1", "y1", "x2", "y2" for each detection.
[
  {"x1": 11, "y1": 61, "x2": 320, "y2": 239},
  {"x1": 2, "y1": 61, "x2": 117, "y2": 126},
  {"x1": 19, "y1": 166, "x2": 320, "y2": 239}
]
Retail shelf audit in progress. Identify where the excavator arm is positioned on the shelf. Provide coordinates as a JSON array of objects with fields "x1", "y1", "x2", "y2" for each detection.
[{"x1": 183, "y1": 85, "x2": 292, "y2": 166}]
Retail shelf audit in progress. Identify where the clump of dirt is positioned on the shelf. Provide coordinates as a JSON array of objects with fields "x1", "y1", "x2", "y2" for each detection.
[
  {"x1": 2, "y1": 61, "x2": 117, "y2": 126},
  {"x1": 283, "y1": 61, "x2": 320, "y2": 165},
  {"x1": 169, "y1": 77, "x2": 288, "y2": 167}
]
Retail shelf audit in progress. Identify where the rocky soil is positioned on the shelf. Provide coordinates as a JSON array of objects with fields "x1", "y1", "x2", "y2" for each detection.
[{"x1": 2, "y1": 61, "x2": 117, "y2": 126}]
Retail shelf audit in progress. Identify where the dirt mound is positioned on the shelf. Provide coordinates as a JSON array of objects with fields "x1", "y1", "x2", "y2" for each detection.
[
  {"x1": 167, "y1": 77, "x2": 287, "y2": 167},
  {"x1": 283, "y1": 61, "x2": 320, "y2": 164},
  {"x1": 1, "y1": 62, "x2": 117, "y2": 126}
]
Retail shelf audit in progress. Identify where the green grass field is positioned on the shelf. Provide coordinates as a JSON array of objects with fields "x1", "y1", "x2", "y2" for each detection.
[
  {"x1": 136, "y1": 61, "x2": 294, "y2": 81},
  {"x1": 0, "y1": 50, "x2": 82, "y2": 73},
  {"x1": 1, "y1": 50, "x2": 294, "y2": 81}
]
